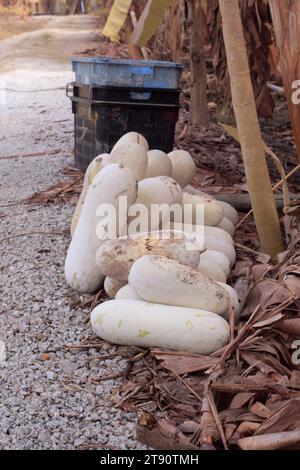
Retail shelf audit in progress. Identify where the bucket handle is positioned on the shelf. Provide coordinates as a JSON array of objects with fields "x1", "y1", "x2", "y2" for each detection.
[
  {"x1": 66, "y1": 83, "x2": 94, "y2": 100},
  {"x1": 66, "y1": 82, "x2": 74, "y2": 98}
]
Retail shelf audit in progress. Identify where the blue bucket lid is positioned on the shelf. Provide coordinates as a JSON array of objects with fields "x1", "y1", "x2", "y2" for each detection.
[{"x1": 71, "y1": 56, "x2": 183, "y2": 69}]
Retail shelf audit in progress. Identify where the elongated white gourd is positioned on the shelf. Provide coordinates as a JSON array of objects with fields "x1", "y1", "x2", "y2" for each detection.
[
  {"x1": 129, "y1": 176, "x2": 182, "y2": 233},
  {"x1": 65, "y1": 164, "x2": 137, "y2": 293},
  {"x1": 200, "y1": 250, "x2": 230, "y2": 278},
  {"x1": 198, "y1": 259, "x2": 226, "y2": 283},
  {"x1": 217, "y1": 283, "x2": 240, "y2": 317},
  {"x1": 111, "y1": 132, "x2": 149, "y2": 152},
  {"x1": 218, "y1": 201, "x2": 239, "y2": 227},
  {"x1": 96, "y1": 235, "x2": 200, "y2": 281},
  {"x1": 169, "y1": 222, "x2": 233, "y2": 246},
  {"x1": 116, "y1": 284, "x2": 141, "y2": 300},
  {"x1": 145, "y1": 150, "x2": 172, "y2": 178},
  {"x1": 203, "y1": 225, "x2": 234, "y2": 245},
  {"x1": 71, "y1": 153, "x2": 110, "y2": 236},
  {"x1": 110, "y1": 142, "x2": 148, "y2": 181},
  {"x1": 104, "y1": 277, "x2": 126, "y2": 299},
  {"x1": 198, "y1": 235, "x2": 236, "y2": 267},
  {"x1": 168, "y1": 150, "x2": 196, "y2": 188},
  {"x1": 129, "y1": 255, "x2": 230, "y2": 315},
  {"x1": 91, "y1": 299, "x2": 230, "y2": 354},
  {"x1": 184, "y1": 186, "x2": 239, "y2": 227},
  {"x1": 217, "y1": 217, "x2": 235, "y2": 237},
  {"x1": 174, "y1": 192, "x2": 224, "y2": 226}
]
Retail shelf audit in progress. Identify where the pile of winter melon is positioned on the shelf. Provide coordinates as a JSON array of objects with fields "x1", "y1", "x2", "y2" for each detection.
[{"x1": 65, "y1": 132, "x2": 239, "y2": 356}]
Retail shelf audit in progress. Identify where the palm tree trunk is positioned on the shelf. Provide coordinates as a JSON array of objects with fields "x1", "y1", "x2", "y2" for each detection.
[
  {"x1": 189, "y1": 0, "x2": 209, "y2": 126},
  {"x1": 218, "y1": 0, "x2": 284, "y2": 257}
]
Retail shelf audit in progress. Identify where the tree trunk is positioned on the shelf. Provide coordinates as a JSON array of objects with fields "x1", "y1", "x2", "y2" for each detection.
[
  {"x1": 269, "y1": 0, "x2": 300, "y2": 163},
  {"x1": 218, "y1": 0, "x2": 284, "y2": 257},
  {"x1": 189, "y1": 0, "x2": 209, "y2": 126}
]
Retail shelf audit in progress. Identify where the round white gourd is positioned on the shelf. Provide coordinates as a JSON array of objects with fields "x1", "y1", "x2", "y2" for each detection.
[
  {"x1": 96, "y1": 235, "x2": 200, "y2": 281},
  {"x1": 91, "y1": 299, "x2": 230, "y2": 355},
  {"x1": 104, "y1": 277, "x2": 126, "y2": 299},
  {"x1": 200, "y1": 250, "x2": 230, "y2": 278},
  {"x1": 71, "y1": 153, "x2": 110, "y2": 236},
  {"x1": 168, "y1": 150, "x2": 196, "y2": 188},
  {"x1": 65, "y1": 164, "x2": 137, "y2": 293},
  {"x1": 198, "y1": 235, "x2": 236, "y2": 267},
  {"x1": 218, "y1": 201, "x2": 239, "y2": 227},
  {"x1": 198, "y1": 259, "x2": 227, "y2": 283},
  {"x1": 217, "y1": 283, "x2": 240, "y2": 317},
  {"x1": 110, "y1": 142, "x2": 148, "y2": 181},
  {"x1": 128, "y1": 176, "x2": 182, "y2": 233},
  {"x1": 217, "y1": 217, "x2": 235, "y2": 237},
  {"x1": 145, "y1": 150, "x2": 172, "y2": 178},
  {"x1": 116, "y1": 284, "x2": 141, "y2": 300},
  {"x1": 129, "y1": 255, "x2": 230, "y2": 315},
  {"x1": 111, "y1": 132, "x2": 149, "y2": 152},
  {"x1": 178, "y1": 192, "x2": 224, "y2": 226}
]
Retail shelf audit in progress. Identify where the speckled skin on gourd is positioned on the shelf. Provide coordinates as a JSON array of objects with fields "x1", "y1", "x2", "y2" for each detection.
[
  {"x1": 128, "y1": 254, "x2": 231, "y2": 315},
  {"x1": 96, "y1": 235, "x2": 200, "y2": 282}
]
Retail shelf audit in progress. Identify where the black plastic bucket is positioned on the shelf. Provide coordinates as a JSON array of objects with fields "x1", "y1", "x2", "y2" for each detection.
[{"x1": 67, "y1": 83, "x2": 181, "y2": 171}]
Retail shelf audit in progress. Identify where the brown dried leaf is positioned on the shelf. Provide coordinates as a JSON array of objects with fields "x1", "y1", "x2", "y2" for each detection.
[
  {"x1": 151, "y1": 350, "x2": 218, "y2": 375},
  {"x1": 255, "y1": 399, "x2": 300, "y2": 435},
  {"x1": 238, "y1": 430, "x2": 300, "y2": 450},
  {"x1": 136, "y1": 417, "x2": 199, "y2": 450},
  {"x1": 230, "y1": 392, "x2": 256, "y2": 410}
]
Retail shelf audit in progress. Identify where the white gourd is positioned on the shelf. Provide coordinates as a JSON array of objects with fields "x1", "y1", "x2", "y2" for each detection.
[
  {"x1": 200, "y1": 250, "x2": 230, "y2": 278},
  {"x1": 128, "y1": 176, "x2": 182, "y2": 233},
  {"x1": 70, "y1": 153, "x2": 110, "y2": 236},
  {"x1": 184, "y1": 186, "x2": 239, "y2": 226},
  {"x1": 168, "y1": 150, "x2": 196, "y2": 188},
  {"x1": 174, "y1": 192, "x2": 224, "y2": 226},
  {"x1": 110, "y1": 142, "x2": 148, "y2": 181},
  {"x1": 65, "y1": 164, "x2": 137, "y2": 293},
  {"x1": 104, "y1": 277, "x2": 126, "y2": 299},
  {"x1": 116, "y1": 284, "x2": 141, "y2": 300},
  {"x1": 111, "y1": 132, "x2": 149, "y2": 152},
  {"x1": 91, "y1": 299, "x2": 230, "y2": 355},
  {"x1": 218, "y1": 201, "x2": 239, "y2": 226},
  {"x1": 198, "y1": 259, "x2": 227, "y2": 283},
  {"x1": 96, "y1": 235, "x2": 200, "y2": 281},
  {"x1": 145, "y1": 150, "x2": 172, "y2": 178},
  {"x1": 128, "y1": 255, "x2": 230, "y2": 315},
  {"x1": 217, "y1": 217, "x2": 235, "y2": 237},
  {"x1": 170, "y1": 223, "x2": 234, "y2": 246},
  {"x1": 198, "y1": 235, "x2": 236, "y2": 267},
  {"x1": 217, "y1": 283, "x2": 240, "y2": 318}
]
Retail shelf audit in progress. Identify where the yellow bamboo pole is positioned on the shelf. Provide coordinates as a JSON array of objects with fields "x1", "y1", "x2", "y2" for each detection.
[{"x1": 218, "y1": 0, "x2": 284, "y2": 257}]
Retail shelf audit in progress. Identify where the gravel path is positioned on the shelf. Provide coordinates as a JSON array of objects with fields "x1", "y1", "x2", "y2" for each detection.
[{"x1": 0, "y1": 15, "x2": 143, "y2": 450}]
